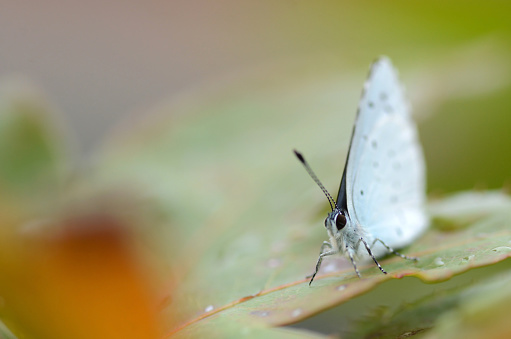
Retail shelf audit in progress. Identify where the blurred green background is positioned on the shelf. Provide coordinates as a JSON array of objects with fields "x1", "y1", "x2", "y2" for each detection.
[
  {"x1": 1, "y1": 1, "x2": 510, "y2": 193},
  {"x1": 1, "y1": 1, "x2": 511, "y2": 337}
]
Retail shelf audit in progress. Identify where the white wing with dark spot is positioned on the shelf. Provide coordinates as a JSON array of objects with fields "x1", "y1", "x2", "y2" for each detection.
[{"x1": 343, "y1": 57, "x2": 427, "y2": 257}]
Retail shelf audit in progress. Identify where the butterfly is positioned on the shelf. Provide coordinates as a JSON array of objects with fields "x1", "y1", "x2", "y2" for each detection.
[{"x1": 294, "y1": 57, "x2": 428, "y2": 285}]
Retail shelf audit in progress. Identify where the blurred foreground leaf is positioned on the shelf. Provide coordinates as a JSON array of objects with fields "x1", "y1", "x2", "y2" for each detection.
[
  {"x1": 0, "y1": 81, "x2": 68, "y2": 201},
  {"x1": 0, "y1": 83, "x2": 165, "y2": 339}
]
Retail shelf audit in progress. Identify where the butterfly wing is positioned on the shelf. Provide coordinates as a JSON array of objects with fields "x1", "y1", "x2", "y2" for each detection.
[{"x1": 339, "y1": 57, "x2": 427, "y2": 257}]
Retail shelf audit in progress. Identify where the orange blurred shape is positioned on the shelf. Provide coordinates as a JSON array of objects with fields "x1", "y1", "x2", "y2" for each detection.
[{"x1": 0, "y1": 212, "x2": 165, "y2": 339}]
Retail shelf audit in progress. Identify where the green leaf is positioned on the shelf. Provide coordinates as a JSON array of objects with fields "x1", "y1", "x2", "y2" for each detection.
[
  {"x1": 0, "y1": 81, "x2": 68, "y2": 200},
  {"x1": 422, "y1": 270, "x2": 511, "y2": 339},
  {"x1": 94, "y1": 61, "x2": 511, "y2": 337},
  {"x1": 170, "y1": 317, "x2": 328, "y2": 339},
  {"x1": 324, "y1": 259, "x2": 511, "y2": 338},
  {"x1": 160, "y1": 196, "x2": 511, "y2": 333},
  {"x1": 428, "y1": 190, "x2": 511, "y2": 230}
]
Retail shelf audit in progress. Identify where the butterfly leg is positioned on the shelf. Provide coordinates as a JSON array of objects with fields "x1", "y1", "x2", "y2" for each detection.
[
  {"x1": 306, "y1": 241, "x2": 332, "y2": 280},
  {"x1": 359, "y1": 237, "x2": 387, "y2": 275},
  {"x1": 371, "y1": 238, "x2": 418, "y2": 261},
  {"x1": 346, "y1": 244, "x2": 361, "y2": 278},
  {"x1": 307, "y1": 241, "x2": 336, "y2": 286}
]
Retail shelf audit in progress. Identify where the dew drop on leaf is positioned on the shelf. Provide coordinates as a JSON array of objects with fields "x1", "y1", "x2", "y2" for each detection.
[
  {"x1": 434, "y1": 257, "x2": 445, "y2": 266},
  {"x1": 492, "y1": 246, "x2": 511, "y2": 253},
  {"x1": 462, "y1": 255, "x2": 475, "y2": 263},
  {"x1": 291, "y1": 309, "x2": 302, "y2": 317}
]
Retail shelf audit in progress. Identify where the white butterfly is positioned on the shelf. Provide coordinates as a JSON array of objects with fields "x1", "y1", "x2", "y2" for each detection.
[{"x1": 295, "y1": 57, "x2": 428, "y2": 285}]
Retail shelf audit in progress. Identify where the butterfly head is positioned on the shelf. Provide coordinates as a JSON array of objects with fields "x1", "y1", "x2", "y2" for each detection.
[{"x1": 324, "y1": 209, "x2": 350, "y2": 239}]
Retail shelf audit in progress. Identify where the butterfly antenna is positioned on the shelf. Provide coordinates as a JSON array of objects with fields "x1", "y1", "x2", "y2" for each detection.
[{"x1": 293, "y1": 150, "x2": 339, "y2": 211}]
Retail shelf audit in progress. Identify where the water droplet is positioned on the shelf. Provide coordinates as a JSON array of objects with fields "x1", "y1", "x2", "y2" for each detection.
[
  {"x1": 205, "y1": 305, "x2": 214, "y2": 312},
  {"x1": 252, "y1": 310, "x2": 269, "y2": 317},
  {"x1": 323, "y1": 262, "x2": 337, "y2": 273},
  {"x1": 434, "y1": 257, "x2": 445, "y2": 266},
  {"x1": 336, "y1": 285, "x2": 346, "y2": 291},
  {"x1": 291, "y1": 308, "x2": 302, "y2": 317},
  {"x1": 462, "y1": 255, "x2": 475, "y2": 263},
  {"x1": 492, "y1": 246, "x2": 511, "y2": 253},
  {"x1": 267, "y1": 258, "x2": 281, "y2": 268}
]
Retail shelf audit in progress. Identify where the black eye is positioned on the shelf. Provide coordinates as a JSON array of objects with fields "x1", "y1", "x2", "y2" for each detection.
[{"x1": 335, "y1": 213, "x2": 347, "y2": 230}]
